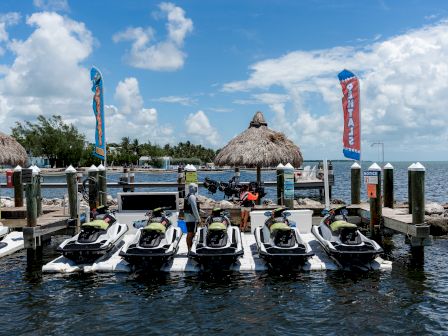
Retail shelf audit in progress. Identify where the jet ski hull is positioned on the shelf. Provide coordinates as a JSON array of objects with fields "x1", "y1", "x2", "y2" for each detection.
[
  {"x1": 254, "y1": 227, "x2": 313, "y2": 269},
  {"x1": 190, "y1": 226, "x2": 244, "y2": 270},
  {"x1": 311, "y1": 223, "x2": 383, "y2": 267},
  {"x1": 120, "y1": 227, "x2": 182, "y2": 270},
  {"x1": 57, "y1": 222, "x2": 128, "y2": 264}
]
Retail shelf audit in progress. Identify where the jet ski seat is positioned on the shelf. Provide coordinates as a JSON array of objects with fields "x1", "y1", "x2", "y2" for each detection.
[
  {"x1": 208, "y1": 222, "x2": 227, "y2": 231},
  {"x1": 144, "y1": 222, "x2": 167, "y2": 233},
  {"x1": 269, "y1": 222, "x2": 290, "y2": 233},
  {"x1": 330, "y1": 221, "x2": 357, "y2": 232},
  {"x1": 269, "y1": 222, "x2": 295, "y2": 247},
  {"x1": 78, "y1": 220, "x2": 110, "y2": 243},
  {"x1": 139, "y1": 223, "x2": 166, "y2": 248}
]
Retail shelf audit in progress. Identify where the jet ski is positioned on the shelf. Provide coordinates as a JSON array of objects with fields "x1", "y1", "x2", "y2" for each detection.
[
  {"x1": 311, "y1": 206, "x2": 383, "y2": 266},
  {"x1": 254, "y1": 207, "x2": 314, "y2": 269},
  {"x1": 0, "y1": 224, "x2": 9, "y2": 249},
  {"x1": 120, "y1": 207, "x2": 182, "y2": 270},
  {"x1": 57, "y1": 205, "x2": 128, "y2": 263},
  {"x1": 189, "y1": 208, "x2": 243, "y2": 269}
]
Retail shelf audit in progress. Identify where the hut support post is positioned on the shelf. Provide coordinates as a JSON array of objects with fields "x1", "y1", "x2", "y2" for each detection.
[
  {"x1": 256, "y1": 165, "x2": 261, "y2": 205},
  {"x1": 13, "y1": 166, "x2": 23, "y2": 207},
  {"x1": 350, "y1": 162, "x2": 361, "y2": 205},
  {"x1": 368, "y1": 163, "x2": 382, "y2": 238},
  {"x1": 383, "y1": 163, "x2": 394, "y2": 208},
  {"x1": 410, "y1": 162, "x2": 425, "y2": 262}
]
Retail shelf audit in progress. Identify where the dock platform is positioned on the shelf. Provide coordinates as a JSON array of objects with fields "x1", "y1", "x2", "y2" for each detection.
[{"x1": 42, "y1": 233, "x2": 392, "y2": 273}]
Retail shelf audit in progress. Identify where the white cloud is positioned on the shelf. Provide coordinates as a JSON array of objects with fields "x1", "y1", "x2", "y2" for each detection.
[
  {"x1": 0, "y1": 12, "x2": 21, "y2": 49},
  {"x1": 153, "y1": 95, "x2": 196, "y2": 105},
  {"x1": 107, "y1": 77, "x2": 173, "y2": 143},
  {"x1": 33, "y1": 0, "x2": 70, "y2": 12},
  {"x1": 0, "y1": 12, "x2": 93, "y2": 135},
  {"x1": 113, "y1": 2, "x2": 193, "y2": 71},
  {"x1": 223, "y1": 20, "x2": 448, "y2": 159},
  {"x1": 186, "y1": 110, "x2": 219, "y2": 146}
]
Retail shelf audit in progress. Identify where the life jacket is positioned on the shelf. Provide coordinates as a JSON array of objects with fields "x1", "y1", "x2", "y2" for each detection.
[
  {"x1": 240, "y1": 191, "x2": 254, "y2": 207},
  {"x1": 184, "y1": 193, "x2": 200, "y2": 214}
]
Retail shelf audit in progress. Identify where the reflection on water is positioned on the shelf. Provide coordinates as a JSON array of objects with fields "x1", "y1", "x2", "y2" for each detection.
[{"x1": 1, "y1": 237, "x2": 447, "y2": 335}]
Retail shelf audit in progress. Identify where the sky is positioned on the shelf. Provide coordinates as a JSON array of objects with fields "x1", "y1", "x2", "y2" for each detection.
[{"x1": 0, "y1": 0, "x2": 448, "y2": 161}]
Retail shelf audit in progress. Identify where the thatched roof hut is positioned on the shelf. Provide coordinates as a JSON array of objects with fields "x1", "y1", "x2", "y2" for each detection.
[
  {"x1": 0, "y1": 133, "x2": 28, "y2": 166},
  {"x1": 214, "y1": 111, "x2": 303, "y2": 168}
]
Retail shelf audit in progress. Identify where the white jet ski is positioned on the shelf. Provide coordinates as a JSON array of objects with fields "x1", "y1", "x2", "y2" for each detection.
[
  {"x1": 190, "y1": 208, "x2": 243, "y2": 270},
  {"x1": 254, "y1": 207, "x2": 314, "y2": 269},
  {"x1": 57, "y1": 206, "x2": 128, "y2": 264},
  {"x1": 120, "y1": 207, "x2": 182, "y2": 270},
  {"x1": 311, "y1": 206, "x2": 383, "y2": 266}
]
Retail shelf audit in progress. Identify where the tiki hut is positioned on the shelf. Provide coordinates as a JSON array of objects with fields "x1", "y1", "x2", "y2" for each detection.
[
  {"x1": 214, "y1": 111, "x2": 303, "y2": 187},
  {"x1": 0, "y1": 133, "x2": 28, "y2": 166}
]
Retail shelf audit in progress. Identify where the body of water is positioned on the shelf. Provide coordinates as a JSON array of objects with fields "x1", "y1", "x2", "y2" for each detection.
[{"x1": 0, "y1": 161, "x2": 447, "y2": 335}]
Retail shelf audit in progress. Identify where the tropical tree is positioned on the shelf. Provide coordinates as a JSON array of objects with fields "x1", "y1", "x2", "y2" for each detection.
[{"x1": 12, "y1": 115, "x2": 85, "y2": 167}]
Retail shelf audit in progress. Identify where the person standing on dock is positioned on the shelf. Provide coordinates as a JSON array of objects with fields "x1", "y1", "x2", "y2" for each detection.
[
  {"x1": 184, "y1": 183, "x2": 201, "y2": 251},
  {"x1": 239, "y1": 184, "x2": 258, "y2": 232}
]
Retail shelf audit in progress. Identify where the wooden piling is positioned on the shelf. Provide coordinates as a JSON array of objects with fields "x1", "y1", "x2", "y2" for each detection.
[
  {"x1": 65, "y1": 165, "x2": 78, "y2": 220},
  {"x1": 25, "y1": 174, "x2": 38, "y2": 227},
  {"x1": 284, "y1": 163, "x2": 294, "y2": 209},
  {"x1": 350, "y1": 162, "x2": 361, "y2": 204},
  {"x1": 177, "y1": 166, "x2": 185, "y2": 199},
  {"x1": 256, "y1": 165, "x2": 262, "y2": 205},
  {"x1": 98, "y1": 164, "x2": 107, "y2": 206},
  {"x1": 276, "y1": 163, "x2": 285, "y2": 205},
  {"x1": 13, "y1": 165, "x2": 23, "y2": 207},
  {"x1": 383, "y1": 163, "x2": 394, "y2": 208},
  {"x1": 34, "y1": 166, "x2": 42, "y2": 216},
  {"x1": 129, "y1": 167, "x2": 135, "y2": 192},
  {"x1": 408, "y1": 163, "x2": 415, "y2": 214},
  {"x1": 234, "y1": 167, "x2": 240, "y2": 184},
  {"x1": 122, "y1": 167, "x2": 129, "y2": 192},
  {"x1": 368, "y1": 163, "x2": 382, "y2": 236},
  {"x1": 88, "y1": 165, "x2": 99, "y2": 210},
  {"x1": 410, "y1": 162, "x2": 425, "y2": 224}
]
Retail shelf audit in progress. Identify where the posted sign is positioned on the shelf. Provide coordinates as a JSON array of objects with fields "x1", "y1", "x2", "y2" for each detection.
[{"x1": 364, "y1": 171, "x2": 379, "y2": 199}]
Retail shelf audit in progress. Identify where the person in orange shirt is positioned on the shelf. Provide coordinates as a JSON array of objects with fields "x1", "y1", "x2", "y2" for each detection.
[{"x1": 239, "y1": 184, "x2": 258, "y2": 232}]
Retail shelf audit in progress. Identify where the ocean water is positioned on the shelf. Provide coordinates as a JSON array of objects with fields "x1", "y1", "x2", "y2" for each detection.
[
  {"x1": 1, "y1": 161, "x2": 447, "y2": 203},
  {"x1": 0, "y1": 161, "x2": 447, "y2": 335}
]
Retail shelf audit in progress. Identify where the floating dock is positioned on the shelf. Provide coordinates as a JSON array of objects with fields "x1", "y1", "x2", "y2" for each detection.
[{"x1": 42, "y1": 232, "x2": 391, "y2": 273}]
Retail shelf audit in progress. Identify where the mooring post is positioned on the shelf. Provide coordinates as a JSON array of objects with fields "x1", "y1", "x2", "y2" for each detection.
[
  {"x1": 368, "y1": 163, "x2": 382, "y2": 236},
  {"x1": 25, "y1": 168, "x2": 39, "y2": 227},
  {"x1": 283, "y1": 163, "x2": 294, "y2": 209},
  {"x1": 122, "y1": 167, "x2": 129, "y2": 192},
  {"x1": 98, "y1": 164, "x2": 107, "y2": 206},
  {"x1": 383, "y1": 163, "x2": 394, "y2": 208},
  {"x1": 129, "y1": 166, "x2": 135, "y2": 192},
  {"x1": 177, "y1": 166, "x2": 185, "y2": 199},
  {"x1": 13, "y1": 165, "x2": 23, "y2": 207},
  {"x1": 276, "y1": 163, "x2": 285, "y2": 205},
  {"x1": 33, "y1": 165, "x2": 42, "y2": 216},
  {"x1": 410, "y1": 162, "x2": 425, "y2": 262},
  {"x1": 408, "y1": 163, "x2": 416, "y2": 214},
  {"x1": 411, "y1": 162, "x2": 425, "y2": 224},
  {"x1": 256, "y1": 165, "x2": 262, "y2": 205},
  {"x1": 350, "y1": 162, "x2": 361, "y2": 204},
  {"x1": 65, "y1": 165, "x2": 78, "y2": 222},
  {"x1": 88, "y1": 165, "x2": 99, "y2": 210}
]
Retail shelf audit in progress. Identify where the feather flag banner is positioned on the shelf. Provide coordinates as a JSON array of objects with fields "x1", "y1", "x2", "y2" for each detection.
[
  {"x1": 91, "y1": 67, "x2": 106, "y2": 160},
  {"x1": 338, "y1": 69, "x2": 361, "y2": 160}
]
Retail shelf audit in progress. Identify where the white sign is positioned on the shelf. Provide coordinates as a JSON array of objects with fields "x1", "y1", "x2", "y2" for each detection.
[{"x1": 364, "y1": 176, "x2": 378, "y2": 185}]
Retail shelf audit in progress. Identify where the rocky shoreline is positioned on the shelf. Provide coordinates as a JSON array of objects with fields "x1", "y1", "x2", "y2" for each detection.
[{"x1": 1, "y1": 196, "x2": 447, "y2": 236}]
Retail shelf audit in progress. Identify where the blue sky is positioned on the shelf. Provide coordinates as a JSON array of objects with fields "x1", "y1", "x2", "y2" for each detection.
[{"x1": 1, "y1": 0, "x2": 448, "y2": 162}]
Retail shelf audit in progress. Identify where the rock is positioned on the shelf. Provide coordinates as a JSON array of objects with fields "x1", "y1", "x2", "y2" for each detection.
[
  {"x1": 0, "y1": 198, "x2": 14, "y2": 207},
  {"x1": 296, "y1": 198, "x2": 322, "y2": 207},
  {"x1": 219, "y1": 200, "x2": 235, "y2": 208},
  {"x1": 426, "y1": 216, "x2": 448, "y2": 236},
  {"x1": 425, "y1": 202, "x2": 444, "y2": 215},
  {"x1": 331, "y1": 199, "x2": 346, "y2": 205}
]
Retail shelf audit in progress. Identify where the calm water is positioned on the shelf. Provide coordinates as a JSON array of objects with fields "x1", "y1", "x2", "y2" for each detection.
[
  {"x1": 1, "y1": 161, "x2": 448, "y2": 335},
  {"x1": 1, "y1": 161, "x2": 447, "y2": 203}
]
